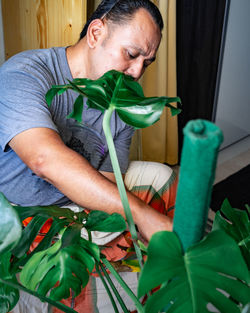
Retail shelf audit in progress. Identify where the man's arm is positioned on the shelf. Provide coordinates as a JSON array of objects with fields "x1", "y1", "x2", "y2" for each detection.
[
  {"x1": 99, "y1": 171, "x2": 117, "y2": 184},
  {"x1": 9, "y1": 127, "x2": 172, "y2": 241}
]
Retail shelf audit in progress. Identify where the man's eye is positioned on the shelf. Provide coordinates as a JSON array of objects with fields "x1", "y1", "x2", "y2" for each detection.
[{"x1": 127, "y1": 52, "x2": 136, "y2": 59}]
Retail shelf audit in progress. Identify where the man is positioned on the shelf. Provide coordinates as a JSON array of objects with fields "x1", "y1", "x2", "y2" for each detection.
[
  {"x1": 0, "y1": 1, "x2": 177, "y2": 311},
  {"x1": 0, "y1": 0, "x2": 177, "y2": 241}
]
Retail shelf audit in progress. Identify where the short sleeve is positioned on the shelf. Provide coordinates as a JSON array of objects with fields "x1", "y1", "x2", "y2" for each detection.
[{"x1": 0, "y1": 66, "x2": 57, "y2": 152}]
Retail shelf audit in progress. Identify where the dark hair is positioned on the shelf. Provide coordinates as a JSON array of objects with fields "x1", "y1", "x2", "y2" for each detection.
[{"x1": 79, "y1": 0, "x2": 163, "y2": 40}]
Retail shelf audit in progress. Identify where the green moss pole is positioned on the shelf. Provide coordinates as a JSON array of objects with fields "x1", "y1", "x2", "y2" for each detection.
[{"x1": 173, "y1": 120, "x2": 223, "y2": 252}]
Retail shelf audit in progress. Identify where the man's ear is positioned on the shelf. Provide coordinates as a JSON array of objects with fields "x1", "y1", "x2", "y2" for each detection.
[{"x1": 87, "y1": 19, "x2": 106, "y2": 48}]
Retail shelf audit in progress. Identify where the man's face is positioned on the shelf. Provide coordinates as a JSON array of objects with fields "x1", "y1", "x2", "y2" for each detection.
[{"x1": 89, "y1": 8, "x2": 161, "y2": 81}]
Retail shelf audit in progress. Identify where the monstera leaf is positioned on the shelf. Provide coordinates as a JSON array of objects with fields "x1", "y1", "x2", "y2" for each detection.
[
  {"x1": 20, "y1": 225, "x2": 100, "y2": 301},
  {"x1": 84, "y1": 210, "x2": 126, "y2": 232},
  {"x1": 11, "y1": 204, "x2": 84, "y2": 260},
  {"x1": 0, "y1": 195, "x2": 126, "y2": 305},
  {"x1": 0, "y1": 193, "x2": 22, "y2": 254},
  {"x1": 138, "y1": 230, "x2": 250, "y2": 313},
  {"x1": 46, "y1": 70, "x2": 181, "y2": 128},
  {"x1": 11, "y1": 203, "x2": 126, "y2": 260},
  {"x1": 0, "y1": 252, "x2": 19, "y2": 313},
  {"x1": 213, "y1": 198, "x2": 250, "y2": 270}
]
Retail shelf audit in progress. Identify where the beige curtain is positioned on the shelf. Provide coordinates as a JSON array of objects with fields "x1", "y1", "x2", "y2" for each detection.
[
  {"x1": 90, "y1": 0, "x2": 101, "y2": 12},
  {"x1": 130, "y1": 0, "x2": 178, "y2": 165}
]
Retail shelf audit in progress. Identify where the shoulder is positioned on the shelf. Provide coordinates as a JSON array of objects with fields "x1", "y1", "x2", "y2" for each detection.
[
  {"x1": 1, "y1": 47, "x2": 65, "y2": 68},
  {"x1": 0, "y1": 47, "x2": 70, "y2": 89}
]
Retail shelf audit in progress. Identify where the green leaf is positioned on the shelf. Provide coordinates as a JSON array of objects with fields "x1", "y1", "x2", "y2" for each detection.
[
  {"x1": 19, "y1": 226, "x2": 99, "y2": 301},
  {"x1": 14, "y1": 204, "x2": 87, "y2": 223},
  {"x1": 246, "y1": 204, "x2": 250, "y2": 215},
  {"x1": 85, "y1": 211, "x2": 126, "y2": 232},
  {"x1": 28, "y1": 218, "x2": 69, "y2": 255},
  {"x1": 138, "y1": 240, "x2": 148, "y2": 253},
  {"x1": 138, "y1": 230, "x2": 250, "y2": 313},
  {"x1": 15, "y1": 218, "x2": 69, "y2": 268},
  {"x1": 213, "y1": 198, "x2": 250, "y2": 269},
  {"x1": 116, "y1": 97, "x2": 180, "y2": 128},
  {"x1": 122, "y1": 74, "x2": 144, "y2": 97},
  {"x1": 0, "y1": 252, "x2": 19, "y2": 313},
  {"x1": 45, "y1": 70, "x2": 181, "y2": 128},
  {"x1": 12, "y1": 215, "x2": 50, "y2": 258},
  {"x1": 0, "y1": 281, "x2": 19, "y2": 313},
  {"x1": 45, "y1": 86, "x2": 68, "y2": 107},
  {"x1": 67, "y1": 95, "x2": 84, "y2": 122},
  {"x1": 67, "y1": 79, "x2": 109, "y2": 112},
  {"x1": 12, "y1": 204, "x2": 87, "y2": 258},
  {"x1": 0, "y1": 193, "x2": 22, "y2": 254}
]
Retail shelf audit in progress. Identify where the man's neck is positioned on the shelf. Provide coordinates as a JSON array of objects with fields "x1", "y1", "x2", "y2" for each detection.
[{"x1": 66, "y1": 38, "x2": 90, "y2": 79}]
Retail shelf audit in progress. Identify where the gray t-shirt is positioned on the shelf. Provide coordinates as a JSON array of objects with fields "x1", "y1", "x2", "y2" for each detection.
[{"x1": 0, "y1": 47, "x2": 134, "y2": 206}]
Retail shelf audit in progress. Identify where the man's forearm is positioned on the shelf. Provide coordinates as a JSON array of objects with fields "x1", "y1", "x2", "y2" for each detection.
[
  {"x1": 9, "y1": 128, "x2": 172, "y2": 240},
  {"x1": 41, "y1": 148, "x2": 173, "y2": 240}
]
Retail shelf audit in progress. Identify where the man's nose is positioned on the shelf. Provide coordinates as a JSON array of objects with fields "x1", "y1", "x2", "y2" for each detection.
[{"x1": 126, "y1": 61, "x2": 144, "y2": 81}]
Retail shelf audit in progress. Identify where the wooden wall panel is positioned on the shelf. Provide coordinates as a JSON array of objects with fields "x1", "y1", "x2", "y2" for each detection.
[{"x1": 2, "y1": 0, "x2": 87, "y2": 59}]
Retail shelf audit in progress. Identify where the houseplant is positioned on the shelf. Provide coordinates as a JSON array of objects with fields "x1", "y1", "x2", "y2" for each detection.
[{"x1": 0, "y1": 70, "x2": 249, "y2": 313}]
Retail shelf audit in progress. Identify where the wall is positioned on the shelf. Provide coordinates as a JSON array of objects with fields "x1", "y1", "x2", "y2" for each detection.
[
  {"x1": 1, "y1": 0, "x2": 87, "y2": 60},
  {"x1": 0, "y1": 0, "x2": 5, "y2": 65},
  {"x1": 214, "y1": 0, "x2": 250, "y2": 149}
]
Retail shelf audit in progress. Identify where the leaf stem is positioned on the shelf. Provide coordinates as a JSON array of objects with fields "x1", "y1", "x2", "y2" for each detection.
[
  {"x1": 102, "y1": 107, "x2": 143, "y2": 269},
  {"x1": 99, "y1": 261, "x2": 130, "y2": 313},
  {"x1": 87, "y1": 230, "x2": 92, "y2": 242},
  {"x1": 102, "y1": 257, "x2": 144, "y2": 313},
  {"x1": 95, "y1": 262, "x2": 120, "y2": 313},
  {"x1": 0, "y1": 278, "x2": 77, "y2": 313}
]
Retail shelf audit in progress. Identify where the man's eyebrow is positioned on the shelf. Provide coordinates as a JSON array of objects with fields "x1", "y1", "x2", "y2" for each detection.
[{"x1": 129, "y1": 45, "x2": 156, "y2": 62}]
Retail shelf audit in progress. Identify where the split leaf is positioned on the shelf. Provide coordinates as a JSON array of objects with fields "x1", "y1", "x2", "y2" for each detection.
[
  {"x1": 46, "y1": 70, "x2": 181, "y2": 128},
  {"x1": 138, "y1": 230, "x2": 250, "y2": 313},
  {"x1": 213, "y1": 198, "x2": 250, "y2": 270},
  {"x1": 0, "y1": 193, "x2": 22, "y2": 254},
  {"x1": 20, "y1": 225, "x2": 99, "y2": 301},
  {"x1": 85, "y1": 210, "x2": 126, "y2": 232},
  {"x1": 0, "y1": 252, "x2": 19, "y2": 313}
]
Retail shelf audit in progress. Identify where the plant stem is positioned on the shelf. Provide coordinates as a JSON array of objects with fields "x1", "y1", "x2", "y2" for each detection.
[
  {"x1": 47, "y1": 304, "x2": 53, "y2": 313},
  {"x1": 0, "y1": 278, "x2": 76, "y2": 313},
  {"x1": 95, "y1": 262, "x2": 120, "y2": 313},
  {"x1": 99, "y1": 261, "x2": 130, "y2": 313},
  {"x1": 102, "y1": 107, "x2": 143, "y2": 269},
  {"x1": 87, "y1": 230, "x2": 92, "y2": 242},
  {"x1": 102, "y1": 257, "x2": 144, "y2": 313}
]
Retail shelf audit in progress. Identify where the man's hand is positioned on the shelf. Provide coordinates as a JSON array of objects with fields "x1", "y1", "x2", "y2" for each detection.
[
  {"x1": 100, "y1": 171, "x2": 173, "y2": 241},
  {"x1": 137, "y1": 207, "x2": 173, "y2": 242}
]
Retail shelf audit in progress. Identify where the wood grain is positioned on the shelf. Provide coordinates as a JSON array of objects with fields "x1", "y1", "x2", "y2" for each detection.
[{"x1": 2, "y1": 0, "x2": 87, "y2": 59}]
